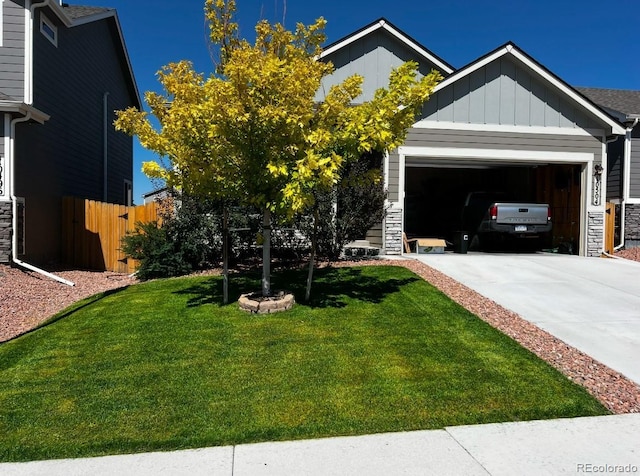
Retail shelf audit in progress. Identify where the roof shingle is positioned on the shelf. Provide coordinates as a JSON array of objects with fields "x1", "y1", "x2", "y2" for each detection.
[
  {"x1": 62, "y1": 4, "x2": 113, "y2": 20},
  {"x1": 576, "y1": 87, "x2": 640, "y2": 118}
]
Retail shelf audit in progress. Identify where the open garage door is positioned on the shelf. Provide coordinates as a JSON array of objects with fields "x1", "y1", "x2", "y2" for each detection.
[{"x1": 404, "y1": 160, "x2": 582, "y2": 253}]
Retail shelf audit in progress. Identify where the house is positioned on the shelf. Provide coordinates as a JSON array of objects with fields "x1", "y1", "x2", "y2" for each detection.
[
  {"x1": 0, "y1": 1, "x2": 140, "y2": 267},
  {"x1": 317, "y1": 19, "x2": 628, "y2": 257},
  {"x1": 574, "y1": 87, "x2": 640, "y2": 249}
]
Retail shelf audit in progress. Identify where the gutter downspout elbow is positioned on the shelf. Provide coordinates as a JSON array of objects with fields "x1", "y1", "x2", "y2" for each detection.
[{"x1": 10, "y1": 113, "x2": 74, "y2": 286}]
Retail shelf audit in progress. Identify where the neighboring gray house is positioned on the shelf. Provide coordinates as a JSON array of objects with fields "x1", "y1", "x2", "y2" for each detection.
[
  {"x1": 318, "y1": 19, "x2": 628, "y2": 257},
  {"x1": 575, "y1": 87, "x2": 640, "y2": 248},
  {"x1": 0, "y1": 1, "x2": 140, "y2": 265}
]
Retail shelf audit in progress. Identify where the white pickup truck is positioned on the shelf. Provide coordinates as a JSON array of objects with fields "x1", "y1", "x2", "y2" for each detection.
[{"x1": 462, "y1": 192, "x2": 552, "y2": 250}]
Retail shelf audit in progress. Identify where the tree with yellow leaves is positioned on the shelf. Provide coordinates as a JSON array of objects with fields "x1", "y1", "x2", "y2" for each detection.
[{"x1": 115, "y1": 0, "x2": 441, "y2": 298}]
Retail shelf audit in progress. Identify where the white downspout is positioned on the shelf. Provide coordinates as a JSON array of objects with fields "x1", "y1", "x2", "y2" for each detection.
[
  {"x1": 9, "y1": 113, "x2": 74, "y2": 286},
  {"x1": 103, "y1": 91, "x2": 109, "y2": 202},
  {"x1": 616, "y1": 118, "x2": 639, "y2": 251},
  {"x1": 25, "y1": 0, "x2": 53, "y2": 104}
]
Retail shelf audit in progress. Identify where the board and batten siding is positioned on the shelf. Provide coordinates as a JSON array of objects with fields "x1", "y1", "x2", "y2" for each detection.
[
  {"x1": 422, "y1": 56, "x2": 600, "y2": 131},
  {"x1": 317, "y1": 29, "x2": 443, "y2": 104},
  {"x1": 386, "y1": 128, "x2": 602, "y2": 202},
  {"x1": 0, "y1": 0, "x2": 26, "y2": 100},
  {"x1": 630, "y1": 135, "x2": 640, "y2": 198}
]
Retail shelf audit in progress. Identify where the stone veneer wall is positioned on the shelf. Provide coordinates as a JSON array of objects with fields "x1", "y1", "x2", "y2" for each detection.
[
  {"x1": 384, "y1": 208, "x2": 403, "y2": 255},
  {"x1": 624, "y1": 203, "x2": 640, "y2": 248},
  {"x1": 587, "y1": 212, "x2": 604, "y2": 257},
  {"x1": 0, "y1": 202, "x2": 11, "y2": 263}
]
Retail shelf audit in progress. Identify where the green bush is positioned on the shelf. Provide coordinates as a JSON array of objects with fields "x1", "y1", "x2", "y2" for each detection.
[
  {"x1": 120, "y1": 221, "x2": 193, "y2": 280},
  {"x1": 121, "y1": 195, "x2": 222, "y2": 280}
]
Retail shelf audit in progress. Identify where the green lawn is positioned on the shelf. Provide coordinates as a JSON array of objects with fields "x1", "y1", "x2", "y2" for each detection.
[{"x1": 0, "y1": 265, "x2": 607, "y2": 462}]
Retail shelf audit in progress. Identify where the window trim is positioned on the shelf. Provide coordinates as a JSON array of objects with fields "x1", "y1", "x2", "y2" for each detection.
[
  {"x1": 124, "y1": 179, "x2": 133, "y2": 206},
  {"x1": 40, "y1": 12, "x2": 58, "y2": 47}
]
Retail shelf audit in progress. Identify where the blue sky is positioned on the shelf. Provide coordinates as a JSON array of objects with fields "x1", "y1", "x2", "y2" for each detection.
[{"x1": 76, "y1": 0, "x2": 639, "y2": 201}]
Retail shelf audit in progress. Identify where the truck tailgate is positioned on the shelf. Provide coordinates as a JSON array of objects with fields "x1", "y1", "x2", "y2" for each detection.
[{"x1": 495, "y1": 203, "x2": 549, "y2": 225}]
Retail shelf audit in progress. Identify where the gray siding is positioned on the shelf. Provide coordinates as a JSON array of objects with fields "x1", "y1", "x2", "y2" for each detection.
[
  {"x1": 0, "y1": 0, "x2": 26, "y2": 100},
  {"x1": 421, "y1": 56, "x2": 600, "y2": 130},
  {"x1": 317, "y1": 29, "x2": 443, "y2": 103},
  {"x1": 14, "y1": 8, "x2": 136, "y2": 263},
  {"x1": 630, "y1": 135, "x2": 640, "y2": 198},
  {"x1": 387, "y1": 128, "x2": 602, "y2": 202}
]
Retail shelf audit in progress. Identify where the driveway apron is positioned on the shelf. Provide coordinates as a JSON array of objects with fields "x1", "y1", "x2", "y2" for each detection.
[{"x1": 414, "y1": 252, "x2": 640, "y2": 385}]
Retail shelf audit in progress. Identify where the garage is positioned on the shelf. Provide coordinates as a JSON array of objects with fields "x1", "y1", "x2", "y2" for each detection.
[{"x1": 403, "y1": 161, "x2": 582, "y2": 252}]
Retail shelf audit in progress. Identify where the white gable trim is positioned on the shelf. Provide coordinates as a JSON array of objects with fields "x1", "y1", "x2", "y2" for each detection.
[
  {"x1": 413, "y1": 120, "x2": 605, "y2": 137},
  {"x1": 432, "y1": 44, "x2": 625, "y2": 136},
  {"x1": 320, "y1": 20, "x2": 454, "y2": 74}
]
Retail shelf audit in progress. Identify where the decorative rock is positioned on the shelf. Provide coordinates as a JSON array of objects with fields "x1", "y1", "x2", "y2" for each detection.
[{"x1": 238, "y1": 290, "x2": 295, "y2": 314}]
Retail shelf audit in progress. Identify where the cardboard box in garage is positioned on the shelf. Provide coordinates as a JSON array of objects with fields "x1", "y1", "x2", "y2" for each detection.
[{"x1": 417, "y1": 239, "x2": 446, "y2": 254}]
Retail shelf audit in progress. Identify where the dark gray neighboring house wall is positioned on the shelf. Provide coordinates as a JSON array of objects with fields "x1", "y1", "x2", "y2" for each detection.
[
  {"x1": 606, "y1": 136, "x2": 624, "y2": 200},
  {"x1": 422, "y1": 56, "x2": 601, "y2": 130},
  {"x1": 14, "y1": 8, "x2": 136, "y2": 264},
  {"x1": 387, "y1": 128, "x2": 603, "y2": 202},
  {"x1": 317, "y1": 29, "x2": 445, "y2": 104},
  {"x1": 0, "y1": 0, "x2": 26, "y2": 100}
]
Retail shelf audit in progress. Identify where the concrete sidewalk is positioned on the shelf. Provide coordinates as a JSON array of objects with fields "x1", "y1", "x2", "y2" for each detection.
[{"x1": 1, "y1": 414, "x2": 638, "y2": 475}]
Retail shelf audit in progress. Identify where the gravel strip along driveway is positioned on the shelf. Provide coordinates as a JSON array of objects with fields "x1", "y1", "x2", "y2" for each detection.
[{"x1": 1, "y1": 251, "x2": 639, "y2": 414}]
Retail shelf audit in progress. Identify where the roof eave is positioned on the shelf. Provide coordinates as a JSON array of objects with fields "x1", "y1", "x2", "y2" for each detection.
[
  {"x1": 0, "y1": 101, "x2": 50, "y2": 123},
  {"x1": 320, "y1": 18, "x2": 455, "y2": 75}
]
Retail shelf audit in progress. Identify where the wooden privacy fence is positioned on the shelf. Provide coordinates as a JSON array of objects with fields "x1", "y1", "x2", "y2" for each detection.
[
  {"x1": 62, "y1": 197, "x2": 162, "y2": 273},
  {"x1": 604, "y1": 202, "x2": 615, "y2": 255}
]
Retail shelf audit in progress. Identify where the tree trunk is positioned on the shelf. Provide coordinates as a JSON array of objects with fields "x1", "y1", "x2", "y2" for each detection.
[
  {"x1": 305, "y1": 206, "x2": 319, "y2": 302},
  {"x1": 262, "y1": 208, "x2": 271, "y2": 297},
  {"x1": 222, "y1": 205, "x2": 229, "y2": 304}
]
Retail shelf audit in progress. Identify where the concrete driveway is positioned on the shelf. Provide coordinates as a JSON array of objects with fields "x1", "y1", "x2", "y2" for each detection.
[{"x1": 414, "y1": 252, "x2": 640, "y2": 385}]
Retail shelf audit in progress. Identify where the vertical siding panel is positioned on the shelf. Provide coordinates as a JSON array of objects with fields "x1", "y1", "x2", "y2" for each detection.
[
  {"x1": 545, "y1": 91, "x2": 561, "y2": 127},
  {"x1": 558, "y1": 98, "x2": 576, "y2": 128},
  {"x1": 499, "y1": 58, "x2": 516, "y2": 125},
  {"x1": 453, "y1": 75, "x2": 470, "y2": 123},
  {"x1": 468, "y1": 68, "x2": 486, "y2": 124},
  {"x1": 484, "y1": 62, "x2": 501, "y2": 124},
  {"x1": 514, "y1": 66, "x2": 531, "y2": 126},
  {"x1": 529, "y1": 78, "x2": 546, "y2": 126},
  {"x1": 437, "y1": 86, "x2": 454, "y2": 122}
]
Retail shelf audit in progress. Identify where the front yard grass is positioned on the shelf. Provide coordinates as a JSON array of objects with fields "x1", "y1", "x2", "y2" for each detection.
[{"x1": 0, "y1": 265, "x2": 607, "y2": 461}]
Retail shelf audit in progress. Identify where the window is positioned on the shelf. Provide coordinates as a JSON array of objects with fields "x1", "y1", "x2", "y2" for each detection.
[{"x1": 40, "y1": 13, "x2": 57, "y2": 47}]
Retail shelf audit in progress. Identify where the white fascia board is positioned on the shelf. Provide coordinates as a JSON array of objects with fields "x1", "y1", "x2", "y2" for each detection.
[
  {"x1": 509, "y1": 48, "x2": 626, "y2": 136},
  {"x1": 380, "y1": 23, "x2": 454, "y2": 74},
  {"x1": 397, "y1": 145, "x2": 594, "y2": 164},
  {"x1": 413, "y1": 120, "x2": 604, "y2": 137},
  {"x1": 320, "y1": 20, "x2": 454, "y2": 74},
  {"x1": 320, "y1": 21, "x2": 383, "y2": 58}
]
